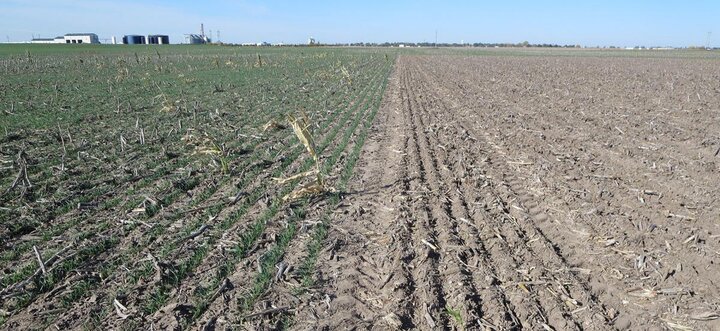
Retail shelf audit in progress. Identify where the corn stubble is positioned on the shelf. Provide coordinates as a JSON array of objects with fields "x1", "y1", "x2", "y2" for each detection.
[{"x1": 275, "y1": 112, "x2": 332, "y2": 202}]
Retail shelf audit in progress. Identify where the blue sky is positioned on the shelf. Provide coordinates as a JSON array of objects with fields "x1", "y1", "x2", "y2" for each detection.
[{"x1": 0, "y1": 0, "x2": 717, "y2": 47}]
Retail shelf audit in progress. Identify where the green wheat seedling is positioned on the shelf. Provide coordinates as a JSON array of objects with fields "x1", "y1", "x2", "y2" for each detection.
[
  {"x1": 446, "y1": 305, "x2": 465, "y2": 331},
  {"x1": 188, "y1": 134, "x2": 229, "y2": 174},
  {"x1": 173, "y1": 68, "x2": 388, "y2": 326},
  {"x1": 86, "y1": 62, "x2": 372, "y2": 324},
  {"x1": 0, "y1": 49, "x2": 393, "y2": 329}
]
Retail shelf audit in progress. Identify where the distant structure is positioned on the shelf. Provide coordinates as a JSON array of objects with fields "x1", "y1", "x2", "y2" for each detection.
[
  {"x1": 121, "y1": 34, "x2": 168, "y2": 45},
  {"x1": 31, "y1": 37, "x2": 62, "y2": 44},
  {"x1": 185, "y1": 34, "x2": 208, "y2": 44},
  {"x1": 111, "y1": 36, "x2": 117, "y2": 44},
  {"x1": 31, "y1": 33, "x2": 100, "y2": 44},
  {"x1": 185, "y1": 23, "x2": 211, "y2": 44},
  {"x1": 148, "y1": 35, "x2": 170, "y2": 44},
  {"x1": 308, "y1": 37, "x2": 317, "y2": 46},
  {"x1": 123, "y1": 35, "x2": 145, "y2": 44}
]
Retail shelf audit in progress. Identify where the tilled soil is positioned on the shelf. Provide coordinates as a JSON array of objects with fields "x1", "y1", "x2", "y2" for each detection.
[{"x1": 292, "y1": 55, "x2": 720, "y2": 330}]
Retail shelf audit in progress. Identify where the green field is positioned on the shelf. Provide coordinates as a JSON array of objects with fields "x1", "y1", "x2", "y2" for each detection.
[{"x1": 0, "y1": 44, "x2": 394, "y2": 329}]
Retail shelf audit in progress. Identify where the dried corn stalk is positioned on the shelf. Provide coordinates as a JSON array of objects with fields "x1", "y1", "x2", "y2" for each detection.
[
  {"x1": 273, "y1": 169, "x2": 318, "y2": 185},
  {"x1": 287, "y1": 112, "x2": 318, "y2": 163},
  {"x1": 261, "y1": 119, "x2": 286, "y2": 132},
  {"x1": 278, "y1": 112, "x2": 332, "y2": 202},
  {"x1": 186, "y1": 133, "x2": 228, "y2": 173},
  {"x1": 283, "y1": 181, "x2": 327, "y2": 202},
  {"x1": 341, "y1": 66, "x2": 352, "y2": 86}
]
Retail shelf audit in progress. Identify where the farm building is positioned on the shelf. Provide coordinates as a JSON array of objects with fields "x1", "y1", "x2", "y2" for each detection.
[
  {"x1": 30, "y1": 38, "x2": 60, "y2": 44},
  {"x1": 30, "y1": 33, "x2": 99, "y2": 44},
  {"x1": 64, "y1": 33, "x2": 99, "y2": 44}
]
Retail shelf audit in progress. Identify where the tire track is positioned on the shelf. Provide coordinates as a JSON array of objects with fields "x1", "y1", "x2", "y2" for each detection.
[
  {"x1": 396, "y1": 57, "x2": 452, "y2": 330},
  {"x1": 403, "y1": 59, "x2": 568, "y2": 330},
  {"x1": 401, "y1": 60, "x2": 504, "y2": 330},
  {"x1": 406, "y1": 56, "x2": 615, "y2": 330}
]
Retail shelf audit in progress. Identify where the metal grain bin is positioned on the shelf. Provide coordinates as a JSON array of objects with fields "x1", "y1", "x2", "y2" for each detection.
[
  {"x1": 148, "y1": 35, "x2": 170, "y2": 45},
  {"x1": 122, "y1": 35, "x2": 146, "y2": 44}
]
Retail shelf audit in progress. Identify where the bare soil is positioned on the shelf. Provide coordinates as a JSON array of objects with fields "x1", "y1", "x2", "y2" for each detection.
[{"x1": 290, "y1": 55, "x2": 720, "y2": 330}]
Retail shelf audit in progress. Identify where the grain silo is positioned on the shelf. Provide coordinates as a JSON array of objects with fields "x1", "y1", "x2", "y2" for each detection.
[
  {"x1": 185, "y1": 34, "x2": 207, "y2": 44},
  {"x1": 122, "y1": 35, "x2": 146, "y2": 44},
  {"x1": 148, "y1": 35, "x2": 170, "y2": 44}
]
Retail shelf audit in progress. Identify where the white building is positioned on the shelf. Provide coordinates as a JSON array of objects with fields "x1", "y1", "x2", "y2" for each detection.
[
  {"x1": 31, "y1": 33, "x2": 100, "y2": 44},
  {"x1": 62, "y1": 33, "x2": 100, "y2": 44},
  {"x1": 29, "y1": 38, "x2": 58, "y2": 44}
]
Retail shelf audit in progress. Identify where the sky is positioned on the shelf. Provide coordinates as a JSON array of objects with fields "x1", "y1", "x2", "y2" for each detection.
[{"x1": 0, "y1": 0, "x2": 718, "y2": 47}]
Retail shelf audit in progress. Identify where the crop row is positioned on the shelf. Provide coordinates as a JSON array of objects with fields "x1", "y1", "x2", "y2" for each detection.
[{"x1": 0, "y1": 49, "x2": 393, "y2": 328}]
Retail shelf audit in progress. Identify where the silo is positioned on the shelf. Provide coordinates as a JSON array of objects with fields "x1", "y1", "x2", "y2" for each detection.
[
  {"x1": 148, "y1": 35, "x2": 170, "y2": 45},
  {"x1": 123, "y1": 35, "x2": 145, "y2": 44},
  {"x1": 185, "y1": 34, "x2": 205, "y2": 44}
]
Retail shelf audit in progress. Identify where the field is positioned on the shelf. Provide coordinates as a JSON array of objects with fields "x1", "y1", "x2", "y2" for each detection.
[{"x1": 1, "y1": 46, "x2": 720, "y2": 330}]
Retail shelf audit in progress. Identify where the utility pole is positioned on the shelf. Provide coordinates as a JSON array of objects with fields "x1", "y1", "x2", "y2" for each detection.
[
  {"x1": 217, "y1": 30, "x2": 220, "y2": 43},
  {"x1": 435, "y1": 29, "x2": 438, "y2": 48},
  {"x1": 707, "y1": 31, "x2": 712, "y2": 50}
]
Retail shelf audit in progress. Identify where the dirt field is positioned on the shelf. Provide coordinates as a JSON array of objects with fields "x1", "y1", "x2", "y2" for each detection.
[{"x1": 284, "y1": 54, "x2": 720, "y2": 330}]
